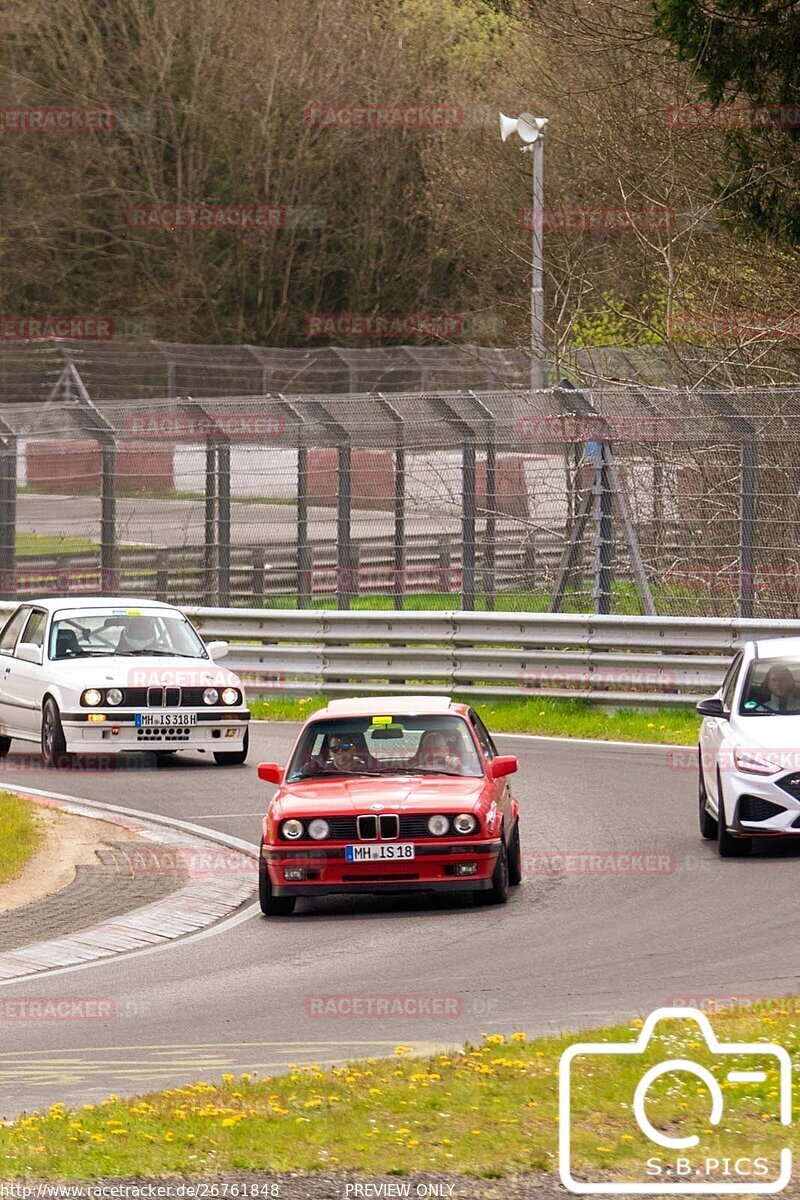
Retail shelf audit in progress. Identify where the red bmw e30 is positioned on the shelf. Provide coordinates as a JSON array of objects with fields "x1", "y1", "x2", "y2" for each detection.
[{"x1": 257, "y1": 695, "x2": 521, "y2": 915}]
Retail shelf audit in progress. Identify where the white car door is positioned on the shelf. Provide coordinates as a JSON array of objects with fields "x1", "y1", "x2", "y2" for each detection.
[
  {"x1": 0, "y1": 605, "x2": 32, "y2": 736},
  {"x1": 701, "y1": 650, "x2": 743, "y2": 814},
  {"x1": 4, "y1": 607, "x2": 49, "y2": 738}
]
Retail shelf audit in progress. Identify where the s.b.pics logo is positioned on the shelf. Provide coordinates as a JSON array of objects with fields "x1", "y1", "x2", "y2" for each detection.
[{"x1": 559, "y1": 1007, "x2": 791, "y2": 1194}]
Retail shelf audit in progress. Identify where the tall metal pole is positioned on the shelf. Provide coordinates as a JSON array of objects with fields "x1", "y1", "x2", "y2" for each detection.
[{"x1": 530, "y1": 135, "x2": 545, "y2": 393}]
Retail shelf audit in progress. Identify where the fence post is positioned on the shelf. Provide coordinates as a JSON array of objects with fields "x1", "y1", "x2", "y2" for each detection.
[
  {"x1": 251, "y1": 546, "x2": 266, "y2": 608},
  {"x1": 155, "y1": 558, "x2": 169, "y2": 603},
  {"x1": 337, "y1": 439, "x2": 352, "y2": 611},
  {"x1": 590, "y1": 438, "x2": 613, "y2": 615},
  {"x1": 0, "y1": 436, "x2": 16, "y2": 599},
  {"x1": 297, "y1": 444, "x2": 311, "y2": 609},
  {"x1": 461, "y1": 438, "x2": 476, "y2": 610},
  {"x1": 205, "y1": 439, "x2": 217, "y2": 603},
  {"x1": 217, "y1": 440, "x2": 231, "y2": 607},
  {"x1": 100, "y1": 437, "x2": 117, "y2": 584},
  {"x1": 740, "y1": 434, "x2": 756, "y2": 619}
]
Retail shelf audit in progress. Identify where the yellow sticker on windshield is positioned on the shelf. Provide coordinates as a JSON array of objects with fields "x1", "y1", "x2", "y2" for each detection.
[
  {"x1": 371, "y1": 715, "x2": 393, "y2": 726},
  {"x1": 126, "y1": 610, "x2": 142, "y2": 616}
]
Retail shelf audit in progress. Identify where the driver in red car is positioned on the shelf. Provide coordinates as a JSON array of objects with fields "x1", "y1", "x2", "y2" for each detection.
[{"x1": 306, "y1": 733, "x2": 370, "y2": 775}]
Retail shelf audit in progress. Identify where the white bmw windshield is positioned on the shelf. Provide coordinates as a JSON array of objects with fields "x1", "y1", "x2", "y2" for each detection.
[{"x1": 49, "y1": 611, "x2": 207, "y2": 661}]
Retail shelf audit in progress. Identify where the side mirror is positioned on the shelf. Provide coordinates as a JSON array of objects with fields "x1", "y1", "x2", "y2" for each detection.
[
  {"x1": 206, "y1": 640, "x2": 229, "y2": 660},
  {"x1": 258, "y1": 762, "x2": 283, "y2": 785},
  {"x1": 696, "y1": 696, "x2": 729, "y2": 719},
  {"x1": 16, "y1": 642, "x2": 42, "y2": 665},
  {"x1": 490, "y1": 755, "x2": 518, "y2": 779}
]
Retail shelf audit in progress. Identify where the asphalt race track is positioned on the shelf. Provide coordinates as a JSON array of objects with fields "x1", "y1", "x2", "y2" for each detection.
[{"x1": 1, "y1": 725, "x2": 799, "y2": 1117}]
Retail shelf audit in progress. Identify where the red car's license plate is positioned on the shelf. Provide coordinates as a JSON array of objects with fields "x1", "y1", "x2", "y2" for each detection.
[{"x1": 345, "y1": 843, "x2": 415, "y2": 862}]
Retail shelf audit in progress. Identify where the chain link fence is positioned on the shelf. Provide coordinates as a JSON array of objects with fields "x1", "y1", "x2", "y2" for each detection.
[{"x1": 1, "y1": 349, "x2": 799, "y2": 618}]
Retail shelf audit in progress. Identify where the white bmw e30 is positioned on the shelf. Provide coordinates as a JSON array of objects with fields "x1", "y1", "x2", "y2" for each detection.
[
  {"x1": 697, "y1": 636, "x2": 800, "y2": 856},
  {"x1": 0, "y1": 597, "x2": 250, "y2": 767}
]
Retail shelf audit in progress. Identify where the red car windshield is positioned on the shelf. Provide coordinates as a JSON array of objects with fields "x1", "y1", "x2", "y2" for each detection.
[{"x1": 286, "y1": 714, "x2": 484, "y2": 782}]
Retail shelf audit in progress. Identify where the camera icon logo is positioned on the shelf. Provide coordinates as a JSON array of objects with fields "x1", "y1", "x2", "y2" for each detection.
[{"x1": 559, "y1": 1006, "x2": 792, "y2": 1195}]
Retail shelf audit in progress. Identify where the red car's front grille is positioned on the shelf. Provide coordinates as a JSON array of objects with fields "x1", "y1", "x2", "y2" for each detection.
[{"x1": 279, "y1": 814, "x2": 477, "y2": 842}]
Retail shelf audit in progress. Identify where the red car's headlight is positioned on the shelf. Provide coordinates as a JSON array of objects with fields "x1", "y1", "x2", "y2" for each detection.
[
  {"x1": 427, "y1": 814, "x2": 450, "y2": 836},
  {"x1": 453, "y1": 813, "x2": 477, "y2": 834},
  {"x1": 281, "y1": 819, "x2": 305, "y2": 840}
]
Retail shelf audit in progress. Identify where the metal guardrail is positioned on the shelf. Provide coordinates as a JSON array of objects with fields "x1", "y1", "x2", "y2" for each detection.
[
  {"x1": 2, "y1": 601, "x2": 797, "y2": 705},
  {"x1": 182, "y1": 608, "x2": 800, "y2": 706}
]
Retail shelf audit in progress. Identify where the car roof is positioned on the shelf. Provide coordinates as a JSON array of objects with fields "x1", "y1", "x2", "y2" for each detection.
[
  {"x1": 8, "y1": 597, "x2": 180, "y2": 615},
  {"x1": 752, "y1": 637, "x2": 800, "y2": 659},
  {"x1": 314, "y1": 695, "x2": 469, "y2": 718}
]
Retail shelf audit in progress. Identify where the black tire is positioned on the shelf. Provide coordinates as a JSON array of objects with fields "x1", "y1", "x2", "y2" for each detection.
[
  {"x1": 0, "y1": 735, "x2": 11, "y2": 759},
  {"x1": 473, "y1": 836, "x2": 510, "y2": 906},
  {"x1": 214, "y1": 727, "x2": 249, "y2": 766},
  {"x1": 717, "y1": 772, "x2": 752, "y2": 858},
  {"x1": 41, "y1": 698, "x2": 69, "y2": 768},
  {"x1": 259, "y1": 844, "x2": 296, "y2": 916},
  {"x1": 507, "y1": 819, "x2": 522, "y2": 885},
  {"x1": 698, "y1": 753, "x2": 717, "y2": 840}
]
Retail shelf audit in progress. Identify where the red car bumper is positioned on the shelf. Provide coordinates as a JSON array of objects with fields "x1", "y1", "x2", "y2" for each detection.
[{"x1": 262, "y1": 838, "x2": 503, "y2": 896}]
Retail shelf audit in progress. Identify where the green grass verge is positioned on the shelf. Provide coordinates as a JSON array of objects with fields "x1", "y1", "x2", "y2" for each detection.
[
  {"x1": 265, "y1": 580, "x2": 731, "y2": 616},
  {"x1": 15, "y1": 533, "x2": 98, "y2": 557},
  {"x1": 249, "y1": 694, "x2": 700, "y2": 745},
  {"x1": 1, "y1": 1007, "x2": 794, "y2": 1180},
  {"x1": 0, "y1": 791, "x2": 42, "y2": 885}
]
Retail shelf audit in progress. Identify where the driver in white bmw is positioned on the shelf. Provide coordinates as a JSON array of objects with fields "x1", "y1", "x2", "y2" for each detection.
[{"x1": 116, "y1": 614, "x2": 160, "y2": 655}]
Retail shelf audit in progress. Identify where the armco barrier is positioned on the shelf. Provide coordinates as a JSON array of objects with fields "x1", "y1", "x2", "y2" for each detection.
[
  {"x1": 181, "y1": 608, "x2": 800, "y2": 706},
  {"x1": 1, "y1": 603, "x2": 798, "y2": 705}
]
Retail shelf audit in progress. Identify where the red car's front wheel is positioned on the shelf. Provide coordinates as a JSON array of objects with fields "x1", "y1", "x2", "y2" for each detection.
[
  {"x1": 259, "y1": 842, "x2": 296, "y2": 916},
  {"x1": 474, "y1": 837, "x2": 509, "y2": 906}
]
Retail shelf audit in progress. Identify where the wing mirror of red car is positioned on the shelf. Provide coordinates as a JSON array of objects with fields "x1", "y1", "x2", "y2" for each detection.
[
  {"x1": 258, "y1": 762, "x2": 283, "y2": 785},
  {"x1": 490, "y1": 755, "x2": 518, "y2": 779}
]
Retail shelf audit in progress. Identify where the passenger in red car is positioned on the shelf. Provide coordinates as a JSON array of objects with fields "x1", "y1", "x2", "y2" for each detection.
[{"x1": 416, "y1": 730, "x2": 462, "y2": 773}]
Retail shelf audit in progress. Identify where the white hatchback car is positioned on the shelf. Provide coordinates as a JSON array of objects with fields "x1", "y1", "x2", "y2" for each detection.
[
  {"x1": 0, "y1": 597, "x2": 250, "y2": 767},
  {"x1": 698, "y1": 637, "x2": 800, "y2": 856}
]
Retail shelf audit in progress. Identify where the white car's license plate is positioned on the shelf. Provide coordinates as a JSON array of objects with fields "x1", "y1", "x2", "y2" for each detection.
[
  {"x1": 135, "y1": 712, "x2": 197, "y2": 727},
  {"x1": 345, "y1": 843, "x2": 415, "y2": 863}
]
